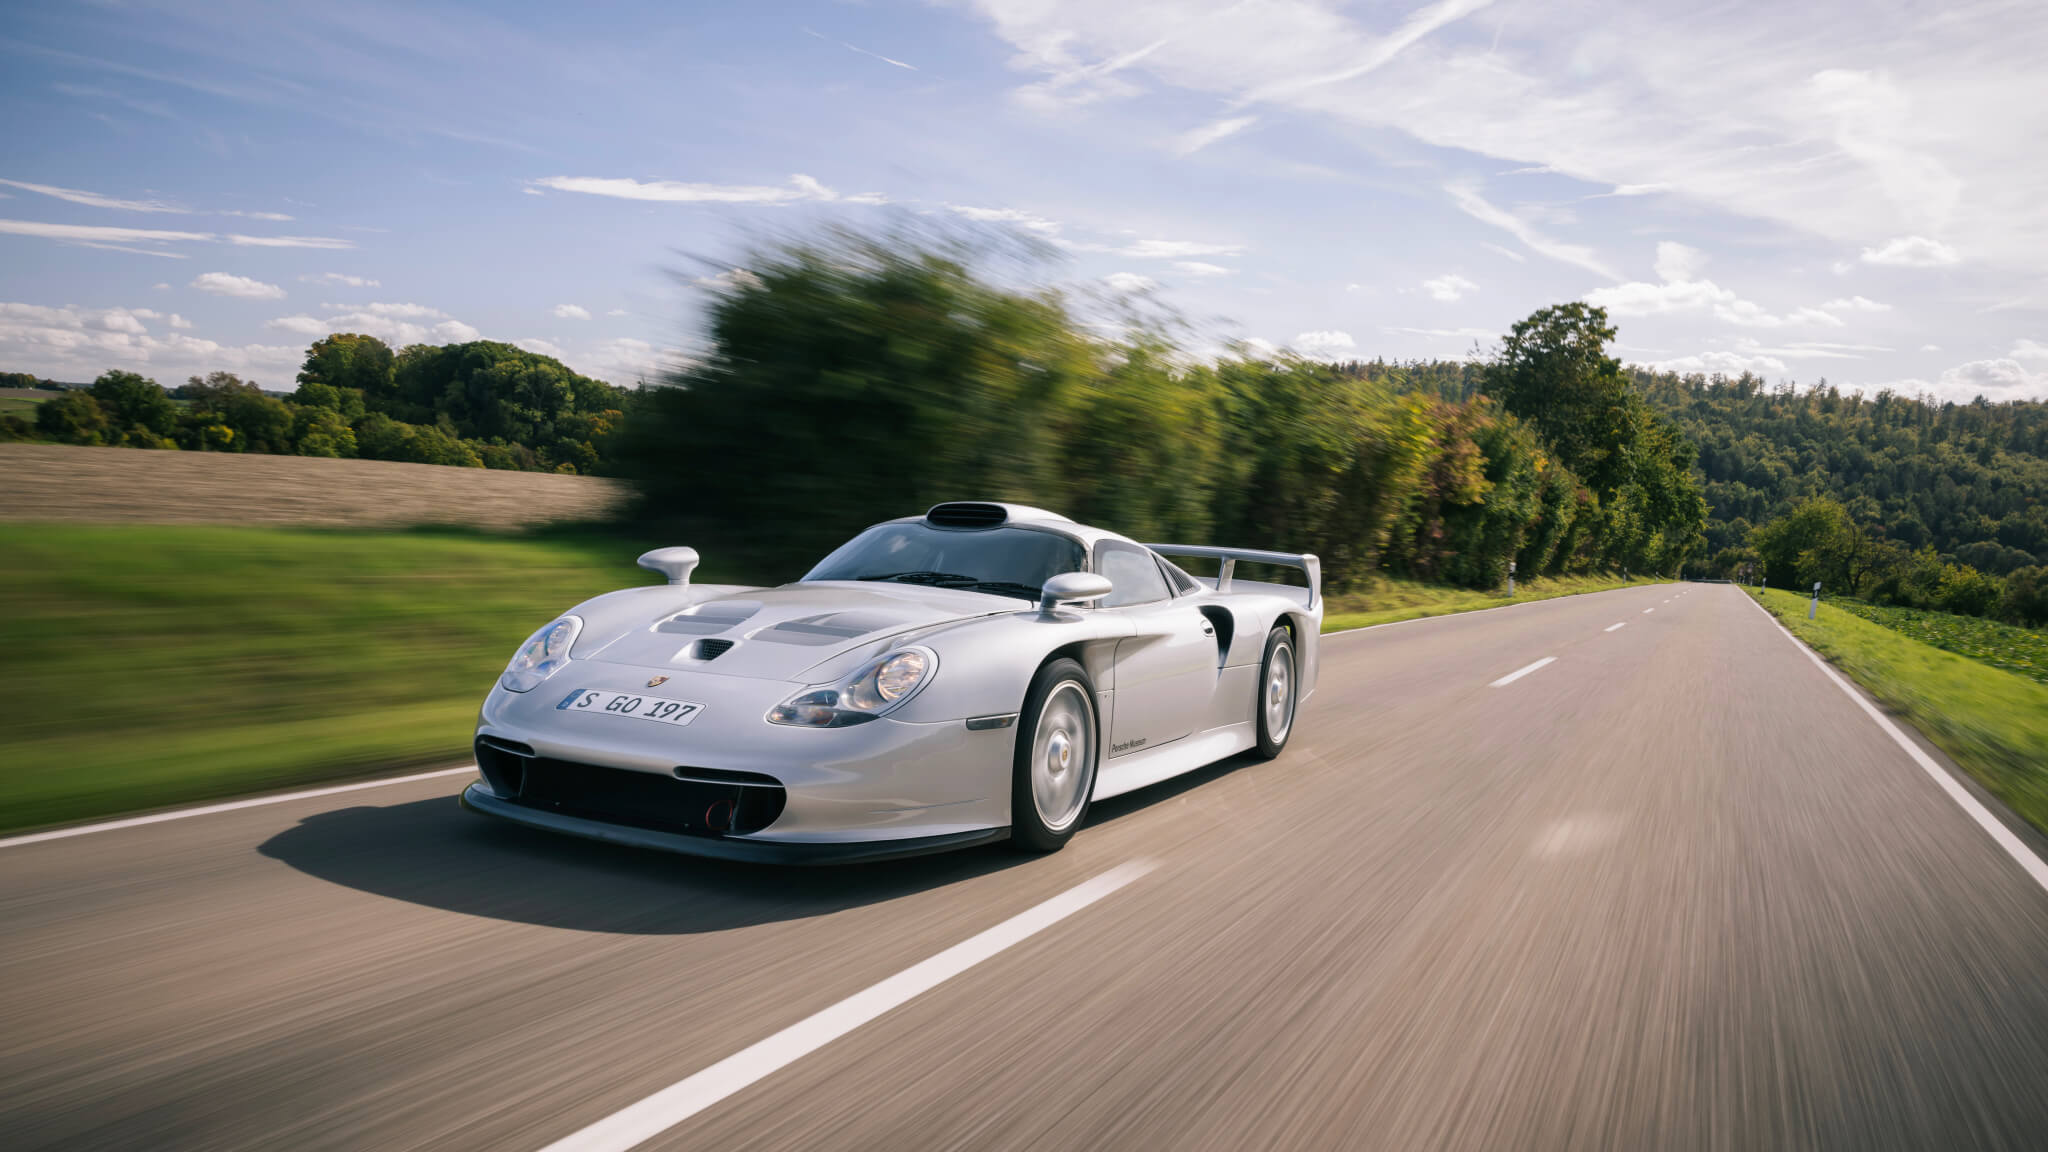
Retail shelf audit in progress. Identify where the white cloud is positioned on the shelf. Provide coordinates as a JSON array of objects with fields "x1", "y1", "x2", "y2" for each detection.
[
  {"x1": 1653, "y1": 241, "x2": 1706, "y2": 283},
  {"x1": 1860, "y1": 235, "x2": 1960, "y2": 267},
  {"x1": 531, "y1": 173, "x2": 858, "y2": 205},
  {"x1": 2010, "y1": 339, "x2": 2048, "y2": 361},
  {"x1": 0, "y1": 300, "x2": 299, "y2": 385},
  {"x1": 1587, "y1": 242, "x2": 1843, "y2": 329},
  {"x1": 1446, "y1": 183, "x2": 1619, "y2": 281},
  {"x1": 301, "y1": 272, "x2": 379, "y2": 288},
  {"x1": 1935, "y1": 358, "x2": 2045, "y2": 401},
  {"x1": 222, "y1": 210, "x2": 295, "y2": 222},
  {"x1": 1821, "y1": 295, "x2": 1892, "y2": 313},
  {"x1": 516, "y1": 338, "x2": 565, "y2": 358},
  {"x1": 1103, "y1": 272, "x2": 1157, "y2": 293},
  {"x1": 552, "y1": 303, "x2": 591, "y2": 320},
  {"x1": 1921, "y1": 344, "x2": 1941, "y2": 352},
  {"x1": 225, "y1": 233, "x2": 353, "y2": 249},
  {"x1": 1647, "y1": 350, "x2": 1790, "y2": 376},
  {"x1": 606, "y1": 308, "x2": 629, "y2": 317},
  {"x1": 1481, "y1": 243, "x2": 1527, "y2": 264},
  {"x1": 1387, "y1": 325, "x2": 1495, "y2": 340},
  {"x1": 575, "y1": 336, "x2": 686, "y2": 386},
  {"x1": 1292, "y1": 329, "x2": 1356, "y2": 359},
  {"x1": 1172, "y1": 261, "x2": 1232, "y2": 277},
  {"x1": 1071, "y1": 237, "x2": 1242, "y2": 260},
  {"x1": 947, "y1": 204, "x2": 1063, "y2": 235},
  {"x1": 190, "y1": 272, "x2": 285, "y2": 300},
  {"x1": 1171, "y1": 115, "x2": 1257, "y2": 155},
  {"x1": 0, "y1": 178, "x2": 182, "y2": 213},
  {"x1": 267, "y1": 315, "x2": 328, "y2": 335},
  {"x1": 1421, "y1": 273, "x2": 1476, "y2": 302},
  {"x1": 1234, "y1": 336, "x2": 1282, "y2": 359},
  {"x1": 695, "y1": 268, "x2": 764, "y2": 292},
  {"x1": 167, "y1": 314, "x2": 191, "y2": 329}
]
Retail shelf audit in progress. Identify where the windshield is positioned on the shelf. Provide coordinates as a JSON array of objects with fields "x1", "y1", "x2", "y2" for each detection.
[{"x1": 803, "y1": 523, "x2": 1085, "y2": 601}]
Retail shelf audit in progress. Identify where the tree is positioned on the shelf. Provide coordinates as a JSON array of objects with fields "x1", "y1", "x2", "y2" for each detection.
[
  {"x1": 35, "y1": 390, "x2": 108, "y2": 445},
  {"x1": 297, "y1": 334, "x2": 394, "y2": 408},
  {"x1": 181, "y1": 372, "x2": 293, "y2": 454},
  {"x1": 291, "y1": 405, "x2": 357, "y2": 458},
  {"x1": 87, "y1": 371, "x2": 176, "y2": 438},
  {"x1": 1750, "y1": 497, "x2": 1859, "y2": 589}
]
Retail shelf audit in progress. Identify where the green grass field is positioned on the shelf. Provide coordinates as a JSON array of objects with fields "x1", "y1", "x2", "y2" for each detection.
[
  {"x1": 1750, "y1": 588, "x2": 2048, "y2": 835},
  {"x1": 1, "y1": 524, "x2": 676, "y2": 833},
  {"x1": 1320, "y1": 572, "x2": 1658, "y2": 632},
  {"x1": 1821, "y1": 597, "x2": 2048, "y2": 685}
]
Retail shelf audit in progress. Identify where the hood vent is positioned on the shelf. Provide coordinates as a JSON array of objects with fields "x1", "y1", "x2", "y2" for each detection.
[
  {"x1": 925, "y1": 502, "x2": 1007, "y2": 529},
  {"x1": 693, "y1": 638, "x2": 735, "y2": 660}
]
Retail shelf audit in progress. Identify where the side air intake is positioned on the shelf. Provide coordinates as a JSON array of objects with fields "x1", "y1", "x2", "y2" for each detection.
[{"x1": 925, "y1": 502, "x2": 1008, "y2": 528}]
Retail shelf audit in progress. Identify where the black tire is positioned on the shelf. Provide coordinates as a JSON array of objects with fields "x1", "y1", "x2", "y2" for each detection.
[
  {"x1": 1009, "y1": 657, "x2": 1099, "y2": 853},
  {"x1": 1251, "y1": 625, "x2": 1297, "y2": 760}
]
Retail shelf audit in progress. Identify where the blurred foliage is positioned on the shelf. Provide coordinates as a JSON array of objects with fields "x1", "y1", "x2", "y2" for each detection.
[
  {"x1": 619, "y1": 227, "x2": 1705, "y2": 587},
  {"x1": 1753, "y1": 588, "x2": 2048, "y2": 836}
]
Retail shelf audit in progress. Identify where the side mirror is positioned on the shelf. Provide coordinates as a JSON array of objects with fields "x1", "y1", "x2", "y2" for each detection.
[
  {"x1": 638, "y1": 546, "x2": 701, "y2": 587},
  {"x1": 1039, "y1": 571, "x2": 1113, "y2": 615}
]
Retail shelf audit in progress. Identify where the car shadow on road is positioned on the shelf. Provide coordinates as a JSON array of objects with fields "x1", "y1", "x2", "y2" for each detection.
[
  {"x1": 258, "y1": 751, "x2": 1271, "y2": 936},
  {"x1": 257, "y1": 794, "x2": 1026, "y2": 936}
]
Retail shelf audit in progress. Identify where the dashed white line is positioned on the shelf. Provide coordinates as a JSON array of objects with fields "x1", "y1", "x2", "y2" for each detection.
[
  {"x1": 1740, "y1": 595, "x2": 2048, "y2": 895},
  {"x1": 1643, "y1": 607, "x2": 1655, "y2": 614},
  {"x1": 1489, "y1": 656, "x2": 1557, "y2": 688},
  {"x1": 0, "y1": 766, "x2": 480, "y2": 850},
  {"x1": 538, "y1": 859, "x2": 1160, "y2": 1152},
  {"x1": 1604, "y1": 622, "x2": 1627, "y2": 632}
]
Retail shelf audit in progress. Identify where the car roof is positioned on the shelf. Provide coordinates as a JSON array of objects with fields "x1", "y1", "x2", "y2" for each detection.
[{"x1": 880, "y1": 502, "x2": 1134, "y2": 550}]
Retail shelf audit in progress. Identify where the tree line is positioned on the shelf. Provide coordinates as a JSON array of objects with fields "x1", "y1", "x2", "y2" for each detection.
[
  {"x1": 1, "y1": 337, "x2": 626, "y2": 474},
  {"x1": 617, "y1": 229, "x2": 1706, "y2": 588}
]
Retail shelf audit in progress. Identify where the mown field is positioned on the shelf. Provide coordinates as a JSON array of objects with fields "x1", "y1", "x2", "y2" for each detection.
[
  {"x1": 1750, "y1": 588, "x2": 2048, "y2": 836},
  {"x1": 0, "y1": 524, "x2": 676, "y2": 832},
  {"x1": 1824, "y1": 597, "x2": 2048, "y2": 684}
]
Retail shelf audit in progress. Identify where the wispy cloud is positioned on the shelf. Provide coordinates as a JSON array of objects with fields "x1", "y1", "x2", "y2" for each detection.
[
  {"x1": 1822, "y1": 295, "x2": 1892, "y2": 313},
  {"x1": 1421, "y1": 273, "x2": 1476, "y2": 302},
  {"x1": 190, "y1": 272, "x2": 285, "y2": 299},
  {"x1": 802, "y1": 27, "x2": 918, "y2": 71},
  {"x1": 301, "y1": 273, "x2": 379, "y2": 288},
  {"x1": 1446, "y1": 183, "x2": 1619, "y2": 280},
  {"x1": 553, "y1": 303, "x2": 591, "y2": 320},
  {"x1": 0, "y1": 218, "x2": 349, "y2": 254},
  {"x1": 225, "y1": 234, "x2": 352, "y2": 249},
  {"x1": 1103, "y1": 272, "x2": 1158, "y2": 293},
  {"x1": 0, "y1": 178, "x2": 183, "y2": 213},
  {"x1": 947, "y1": 204, "x2": 1062, "y2": 235},
  {"x1": 1172, "y1": 261, "x2": 1232, "y2": 277},
  {"x1": 1587, "y1": 242, "x2": 1840, "y2": 329},
  {"x1": 531, "y1": 173, "x2": 878, "y2": 206},
  {"x1": 1171, "y1": 115, "x2": 1256, "y2": 156},
  {"x1": 1069, "y1": 237, "x2": 1243, "y2": 260}
]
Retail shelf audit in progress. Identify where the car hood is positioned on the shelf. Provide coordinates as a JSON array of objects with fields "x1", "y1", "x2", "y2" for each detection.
[{"x1": 579, "y1": 581, "x2": 1024, "y2": 682}]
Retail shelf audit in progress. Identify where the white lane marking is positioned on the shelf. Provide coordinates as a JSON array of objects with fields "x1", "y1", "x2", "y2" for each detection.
[
  {"x1": 539, "y1": 859, "x2": 1160, "y2": 1152},
  {"x1": 1604, "y1": 622, "x2": 1627, "y2": 633},
  {"x1": 1323, "y1": 583, "x2": 1677, "y2": 639},
  {"x1": 1643, "y1": 607, "x2": 1655, "y2": 614},
  {"x1": 0, "y1": 766, "x2": 478, "y2": 850},
  {"x1": 1489, "y1": 656, "x2": 1556, "y2": 688},
  {"x1": 1741, "y1": 595, "x2": 2048, "y2": 895}
]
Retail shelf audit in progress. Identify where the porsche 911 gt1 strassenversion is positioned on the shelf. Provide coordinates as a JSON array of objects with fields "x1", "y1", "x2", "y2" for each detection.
[{"x1": 463, "y1": 502, "x2": 1321, "y2": 862}]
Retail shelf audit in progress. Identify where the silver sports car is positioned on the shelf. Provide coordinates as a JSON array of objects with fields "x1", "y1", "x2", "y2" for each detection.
[{"x1": 462, "y1": 502, "x2": 1321, "y2": 862}]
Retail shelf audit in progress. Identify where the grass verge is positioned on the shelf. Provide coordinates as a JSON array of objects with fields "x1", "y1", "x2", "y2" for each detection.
[
  {"x1": 1749, "y1": 588, "x2": 2048, "y2": 835},
  {"x1": 1, "y1": 523, "x2": 674, "y2": 833},
  {"x1": 1823, "y1": 597, "x2": 2048, "y2": 685},
  {"x1": 1321, "y1": 572, "x2": 1661, "y2": 633}
]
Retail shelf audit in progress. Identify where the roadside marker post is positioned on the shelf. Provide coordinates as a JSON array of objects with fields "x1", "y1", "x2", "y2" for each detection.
[
  {"x1": 1506, "y1": 560, "x2": 1516, "y2": 596},
  {"x1": 1810, "y1": 580, "x2": 1821, "y2": 619}
]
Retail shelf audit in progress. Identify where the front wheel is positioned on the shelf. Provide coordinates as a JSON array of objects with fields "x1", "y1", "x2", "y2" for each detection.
[
  {"x1": 1010, "y1": 658, "x2": 1099, "y2": 853},
  {"x1": 1251, "y1": 625, "x2": 1296, "y2": 760}
]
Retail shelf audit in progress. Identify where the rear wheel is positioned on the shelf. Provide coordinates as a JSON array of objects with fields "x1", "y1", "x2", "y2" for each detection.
[
  {"x1": 1010, "y1": 658, "x2": 1098, "y2": 852},
  {"x1": 1252, "y1": 625, "x2": 1296, "y2": 760}
]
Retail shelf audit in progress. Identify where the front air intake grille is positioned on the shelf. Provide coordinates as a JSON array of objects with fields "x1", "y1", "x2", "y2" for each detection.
[
  {"x1": 925, "y1": 501, "x2": 1007, "y2": 528},
  {"x1": 502, "y1": 756, "x2": 786, "y2": 837},
  {"x1": 694, "y1": 638, "x2": 735, "y2": 660}
]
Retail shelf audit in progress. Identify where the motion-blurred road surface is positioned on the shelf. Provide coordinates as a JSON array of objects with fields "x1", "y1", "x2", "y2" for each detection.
[{"x1": 6, "y1": 583, "x2": 2047, "y2": 1151}]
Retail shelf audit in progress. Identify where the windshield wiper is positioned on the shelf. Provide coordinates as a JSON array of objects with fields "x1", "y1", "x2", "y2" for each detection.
[
  {"x1": 961, "y1": 581, "x2": 1044, "y2": 601},
  {"x1": 856, "y1": 571, "x2": 984, "y2": 586}
]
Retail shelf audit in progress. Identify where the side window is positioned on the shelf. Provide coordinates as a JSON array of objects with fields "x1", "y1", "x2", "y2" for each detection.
[
  {"x1": 1095, "y1": 541, "x2": 1172, "y2": 607},
  {"x1": 1160, "y1": 558, "x2": 1201, "y2": 595}
]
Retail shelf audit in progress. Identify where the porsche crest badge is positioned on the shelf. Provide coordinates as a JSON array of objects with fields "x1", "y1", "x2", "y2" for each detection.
[{"x1": 646, "y1": 675, "x2": 670, "y2": 687}]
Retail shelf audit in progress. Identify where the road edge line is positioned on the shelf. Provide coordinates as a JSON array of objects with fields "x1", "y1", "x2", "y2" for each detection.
[
  {"x1": 0, "y1": 765, "x2": 479, "y2": 850},
  {"x1": 537, "y1": 858, "x2": 1161, "y2": 1152},
  {"x1": 1740, "y1": 592, "x2": 2048, "y2": 894}
]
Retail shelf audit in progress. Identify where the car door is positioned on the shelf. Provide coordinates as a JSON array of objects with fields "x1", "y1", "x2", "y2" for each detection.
[{"x1": 1095, "y1": 540, "x2": 1216, "y2": 757}]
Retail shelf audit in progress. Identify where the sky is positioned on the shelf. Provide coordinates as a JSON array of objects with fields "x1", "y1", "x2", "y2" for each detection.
[{"x1": 1, "y1": 0, "x2": 2044, "y2": 401}]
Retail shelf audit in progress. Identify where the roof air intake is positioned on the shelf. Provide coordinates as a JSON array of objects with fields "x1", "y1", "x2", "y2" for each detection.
[{"x1": 925, "y1": 502, "x2": 1008, "y2": 529}]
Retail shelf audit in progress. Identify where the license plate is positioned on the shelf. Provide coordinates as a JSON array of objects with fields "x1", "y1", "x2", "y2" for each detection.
[{"x1": 556, "y1": 688, "x2": 706, "y2": 726}]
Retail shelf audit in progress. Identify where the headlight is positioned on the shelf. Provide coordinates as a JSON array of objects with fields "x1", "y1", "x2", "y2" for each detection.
[
  {"x1": 501, "y1": 616, "x2": 581, "y2": 693},
  {"x1": 768, "y1": 647, "x2": 936, "y2": 727}
]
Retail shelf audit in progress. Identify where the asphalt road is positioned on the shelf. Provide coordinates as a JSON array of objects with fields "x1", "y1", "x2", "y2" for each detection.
[{"x1": 6, "y1": 583, "x2": 2048, "y2": 1151}]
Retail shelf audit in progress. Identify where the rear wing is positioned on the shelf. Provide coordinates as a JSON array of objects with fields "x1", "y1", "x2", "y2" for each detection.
[{"x1": 1145, "y1": 544, "x2": 1321, "y2": 610}]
